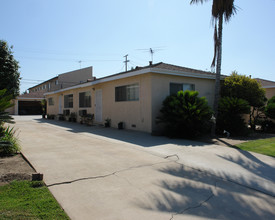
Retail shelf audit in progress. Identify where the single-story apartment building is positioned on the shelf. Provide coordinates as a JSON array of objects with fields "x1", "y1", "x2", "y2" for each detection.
[{"x1": 45, "y1": 62, "x2": 223, "y2": 134}]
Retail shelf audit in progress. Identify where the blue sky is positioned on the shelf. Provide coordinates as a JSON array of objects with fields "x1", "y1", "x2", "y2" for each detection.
[{"x1": 1, "y1": 0, "x2": 275, "y2": 93}]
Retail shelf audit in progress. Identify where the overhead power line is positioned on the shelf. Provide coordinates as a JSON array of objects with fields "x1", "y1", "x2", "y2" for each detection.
[{"x1": 16, "y1": 56, "x2": 121, "y2": 62}]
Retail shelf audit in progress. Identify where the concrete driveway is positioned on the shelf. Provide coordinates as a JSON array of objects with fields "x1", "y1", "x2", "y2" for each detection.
[{"x1": 14, "y1": 116, "x2": 275, "y2": 220}]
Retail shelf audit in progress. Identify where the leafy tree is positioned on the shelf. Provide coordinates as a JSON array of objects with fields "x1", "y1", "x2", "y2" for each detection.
[
  {"x1": 0, "y1": 40, "x2": 20, "y2": 98},
  {"x1": 221, "y1": 72, "x2": 266, "y2": 128},
  {"x1": 190, "y1": 0, "x2": 236, "y2": 135},
  {"x1": 157, "y1": 90, "x2": 213, "y2": 138},
  {"x1": 265, "y1": 96, "x2": 275, "y2": 120},
  {"x1": 217, "y1": 97, "x2": 250, "y2": 136}
]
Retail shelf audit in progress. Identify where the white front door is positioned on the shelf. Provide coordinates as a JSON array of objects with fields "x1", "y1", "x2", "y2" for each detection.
[
  {"x1": 59, "y1": 95, "x2": 62, "y2": 114},
  {"x1": 95, "y1": 90, "x2": 102, "y2": 122}
]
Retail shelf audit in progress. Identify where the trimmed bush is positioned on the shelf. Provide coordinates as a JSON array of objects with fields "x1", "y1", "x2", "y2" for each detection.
[
  {"x1": 265, "y1": 96, "x2": 275, "y2": 120},
  {"x1": 157, "y1": 90, "x2": 213, "y2": 138},
  {"x1": 217, "y1": 97, "x2": 250, "y2": 136}
]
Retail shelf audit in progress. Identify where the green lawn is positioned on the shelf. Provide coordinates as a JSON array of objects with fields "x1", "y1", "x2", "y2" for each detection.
[
  {"x1": 0, "y1": 181, "x2": 69, "y2": 220},
  {"x1": 234, "y1": 137, "x2": 275, "y2": 157}
]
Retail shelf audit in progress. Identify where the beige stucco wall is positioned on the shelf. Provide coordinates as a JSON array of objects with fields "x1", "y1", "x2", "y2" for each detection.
[
  {"x1": 265, "y1": 88, "x2": 275, "y2": 100},
  {"x1": 97, "y1": 74, "x2": 152, "y2": 132},
  {"x1": 47, "y1": 87, "x2": 94, "y2": 117},
  {"x1": 150, "y1": 73, "x2": 215, "y2": 133}
]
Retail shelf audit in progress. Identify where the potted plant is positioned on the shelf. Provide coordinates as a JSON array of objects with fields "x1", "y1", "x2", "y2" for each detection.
[
  {"x1": 105, "y1": 118, "x2": 111, "y2": 127},
  {"x1": 118, "y1": 121, "x2": 124, "y2": 130},
  {"x1": 70, "y1": 112, "x2": 77, "y2": 122}
]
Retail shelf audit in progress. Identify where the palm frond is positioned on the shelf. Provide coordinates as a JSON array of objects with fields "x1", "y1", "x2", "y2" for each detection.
[
  {"x1": 212, "y1": 0, "x2": 236, "y2": 21},
  {"x1": 190, "y1": 0, "x2": 210, "y2": 5}
]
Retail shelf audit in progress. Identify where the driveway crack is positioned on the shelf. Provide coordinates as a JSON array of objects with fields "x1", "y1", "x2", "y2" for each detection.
[
  {"x1": 47, "y1": 156, "x2": 177, "y2": 187},
  {"x1": 169, "y1": 181, "x2": 217, "y2": 220}
]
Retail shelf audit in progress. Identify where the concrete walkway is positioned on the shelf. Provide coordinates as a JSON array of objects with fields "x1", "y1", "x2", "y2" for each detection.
[{"x1": 13, "y1": 116, "x2": 275, "y2": 220}]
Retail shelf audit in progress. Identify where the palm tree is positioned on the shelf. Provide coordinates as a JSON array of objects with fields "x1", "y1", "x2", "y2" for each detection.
[{"x1": 190, "y1": 0, "x2": 236, "y2": 135}]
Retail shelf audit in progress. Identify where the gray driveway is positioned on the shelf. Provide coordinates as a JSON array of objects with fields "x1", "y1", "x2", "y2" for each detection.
[{"x1": 14, "y1": 116, "x2": 275, "y2": 220}]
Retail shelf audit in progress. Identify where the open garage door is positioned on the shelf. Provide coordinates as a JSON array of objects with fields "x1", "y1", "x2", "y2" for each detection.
[{"x1": 18, "y1": 101, "x2": 43, "y2": 115}]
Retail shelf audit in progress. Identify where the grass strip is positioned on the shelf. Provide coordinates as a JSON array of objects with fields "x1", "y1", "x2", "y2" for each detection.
[
  {"x1": 234, "y1": 137, "x2": 275, "y2": 157},
  {"x1": 0, "y1": 181, "x2": 69, "y2": 220}
]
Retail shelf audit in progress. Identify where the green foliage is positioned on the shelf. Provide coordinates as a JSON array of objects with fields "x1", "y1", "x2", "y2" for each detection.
[
  {"x1": 0, "y1": 89, "x2": 14, "y2": 136},
  {"x1": 158, "y1": 90, "x2": 213, "y2": 138},
  {"x1": 0, "y1": 181, "x2": 69, "y2": 219},
  {"x1": 0, "y1": 126, "x2": 20, "y2": 156},
  {"x1": 40, "y1": 99, "x2": 46, "y2": 114},
  {"x1": 0, "y1": 40, "x2": 20, "y2": 98},
  {"x1": 221, "y1": 72, "x2": 266, "y2": 108},
  {"x1": 265, "y1": 96, "x2": 275, "y2": 120},
  {"x1": 217, "y1": 97, "x2": 250, "y2": 136},
  {"x1": 257, "y1": 120, "x2": 275, "y2": 133}
]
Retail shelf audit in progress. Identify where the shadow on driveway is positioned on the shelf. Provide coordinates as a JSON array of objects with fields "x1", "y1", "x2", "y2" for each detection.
[
  {"x1": 134, "y1": 164, "x2": 275, "y2": 219},
  {"x1": 34, "y1": 118, "x2": 210, "y2": 148}
]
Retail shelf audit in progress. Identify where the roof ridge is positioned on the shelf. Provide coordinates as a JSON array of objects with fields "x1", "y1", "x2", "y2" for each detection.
[{"x1": 158, "y1": 62, "x2": 212, "y2": 74}]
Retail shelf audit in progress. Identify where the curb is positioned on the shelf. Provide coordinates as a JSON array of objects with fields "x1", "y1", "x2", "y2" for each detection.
[{"x1": 20, "y1": 152, "x2": 37, "y2": 173}]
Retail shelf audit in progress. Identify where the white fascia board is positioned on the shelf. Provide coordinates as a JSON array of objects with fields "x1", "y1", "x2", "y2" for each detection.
[
  {"x1": 263, "y1": 85, "x2": 275, "y2": 89},
  {"x1": 44, "y1": 67, "x2": 221, "y2": 96},
  {"x1": 17, "y1": 97, "x2": 44, "y2": 100},
  {"x1": 149, "y1": 68, "x2": 221, "y2": 80}
]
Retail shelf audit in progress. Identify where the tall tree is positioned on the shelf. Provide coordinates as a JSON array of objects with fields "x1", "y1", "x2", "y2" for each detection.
[
  {"x1": 0, "y1": 40, "x2": 20, "y2": 98},
  {"x1": 190, "y1": 0, "x2": 236, "y2": 135}
]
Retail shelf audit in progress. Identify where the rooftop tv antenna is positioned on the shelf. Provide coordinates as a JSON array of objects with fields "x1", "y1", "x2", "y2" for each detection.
[
  {"x1": 136, "y1": 47, "x2": 165, "y2": 64},
  {"x1": 78, "y1": 60, "x2": 82, "y2": 69},
  {"x1": 123, "y1": 54, "x2": 130, "y2": 71}
]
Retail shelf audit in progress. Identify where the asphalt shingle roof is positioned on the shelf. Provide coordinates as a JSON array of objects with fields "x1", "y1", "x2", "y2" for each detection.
[{"x1": 255, "y1": 78, "x2": 275, "y2": 87}]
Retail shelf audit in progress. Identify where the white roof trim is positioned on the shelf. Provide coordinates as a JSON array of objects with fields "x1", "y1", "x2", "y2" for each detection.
[
  {"x1": 17, "y1": 97, "x2": 44, "y2": 100},
  {"x1": 263, "y1": 85, "x2": 275, "y2": 89},
  {"x1": 150, "y1": 68, "x2": 221, "y2": 80},
  {"x1": 45, "y1": 67, "x2": 221, "y2": 96}
]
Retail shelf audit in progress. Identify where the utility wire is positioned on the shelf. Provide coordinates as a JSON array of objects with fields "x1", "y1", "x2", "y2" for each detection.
[{"x1": 16, "y1": 56, "x2": 121, "y2": 62}]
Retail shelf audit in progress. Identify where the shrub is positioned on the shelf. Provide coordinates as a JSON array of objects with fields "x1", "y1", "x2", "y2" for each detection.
[
  {"x1": 217, "y1": 97, "x2": 250, "y2": 136},
  {"x1": 265, "y1": 96, "x2": 275, "y2": 120},
  {"x1": 258, "y1": 120, "x2": 275, "y2": 133},
  {"x1": 157, "y1": 90, "x2": 213, "y2": 138},
  {"x1": 0, "y1": 126, "x2": 20, "y2": 156}
]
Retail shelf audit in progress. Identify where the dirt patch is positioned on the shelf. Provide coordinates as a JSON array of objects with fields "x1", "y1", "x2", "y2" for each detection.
[{"x1": 0, "y1": 154, "x2": 36, "y2": 186}]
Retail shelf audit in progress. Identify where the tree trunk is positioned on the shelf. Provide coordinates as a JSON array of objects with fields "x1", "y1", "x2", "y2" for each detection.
[{"x1": 211, "y1": 15, "x2": 223, "y2": 136}]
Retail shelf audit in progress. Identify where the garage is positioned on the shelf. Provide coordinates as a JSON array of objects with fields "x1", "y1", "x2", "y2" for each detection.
[{"x1": 18, "y1": 101, "x2": 43, "y2": 115}]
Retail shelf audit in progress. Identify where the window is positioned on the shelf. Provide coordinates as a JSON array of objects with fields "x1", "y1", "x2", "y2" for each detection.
[
  {"x1": 48, "y1": 97, "x2": 54, "y2": 106},
  {"x1": 170, "y1": 83, "x2": 195, "y2": 95},
  {"x1": 115, "y1": 84, "x2": 139, "y2": 102},
  {"x1": 55, "y1": 80, "x2": 58, "y2": 85},
  {"x1": 48, "y1": 83, "x2": 51, "y2": 89},
  {"x1": 64, "y1": 94, "x2": 73, "y2": 108},
  {"x1": 79, "y1": 91, "x2": 91, "y2": 107}
]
